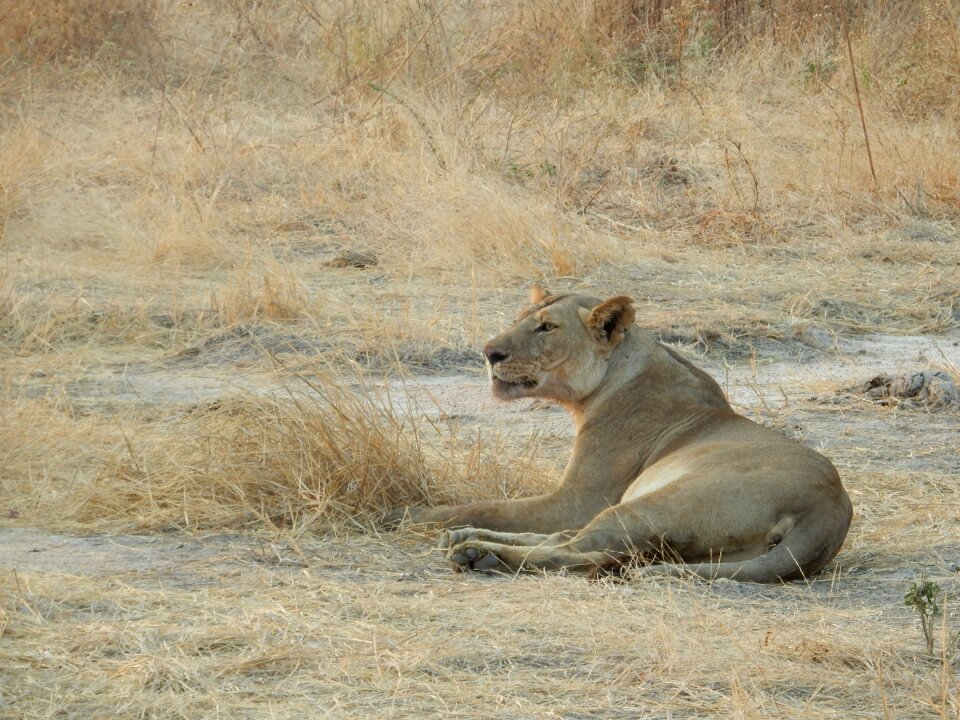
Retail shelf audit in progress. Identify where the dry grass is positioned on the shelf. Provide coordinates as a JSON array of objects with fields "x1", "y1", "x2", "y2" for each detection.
[
  {"x1": 2, "y1": 1, "x2": 960, "y2": 717},
  {"x1": 1, "y1": 367, "x2": 554, "y2": 533},
  {"x1": 0, "y1": 559, "x2": 949, "y2": 718},
  {"x1": 1, "y1": 1, "x2": 956, "y2": 361}
]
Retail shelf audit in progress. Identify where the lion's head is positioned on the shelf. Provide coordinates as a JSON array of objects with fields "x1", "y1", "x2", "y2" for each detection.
[{"x1": 482, "y1": 285, "x2": 636, "y2": 403}]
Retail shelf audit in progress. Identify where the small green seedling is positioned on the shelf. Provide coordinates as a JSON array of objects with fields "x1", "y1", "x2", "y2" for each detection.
[{"x1": 904, "y1": 578, "x2": 942, "y2": 656}]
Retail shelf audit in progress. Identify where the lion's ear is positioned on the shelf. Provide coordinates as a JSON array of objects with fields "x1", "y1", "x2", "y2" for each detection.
[
  {"x1": 530, "y1": 283, "x2": 550, "y2": 304},
  {"x1": 585, "y1": 295, "x2": 636, "y2": 345}
]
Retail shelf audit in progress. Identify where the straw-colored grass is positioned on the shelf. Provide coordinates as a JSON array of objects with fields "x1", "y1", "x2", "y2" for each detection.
[
  {"x1": 0, "y1": 560, "x2": 949, "y2": 717},
  {"x1": 2, "y1": 1, "x2": 959, "y2": 717},
  {"x1": 1, "y1": 369, "x2": 555, "y2": 533}
]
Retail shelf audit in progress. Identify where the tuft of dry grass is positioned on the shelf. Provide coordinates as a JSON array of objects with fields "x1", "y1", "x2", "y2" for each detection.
[
  {"x1": 80, "y1": 386, "x2": 438, "y2": 532},
  {"x1": 209, "y1": 265, "x2": 310, "y2": 324},
  {"x1": 1, "y1": 367, "x2": 553, "y2": 533}
]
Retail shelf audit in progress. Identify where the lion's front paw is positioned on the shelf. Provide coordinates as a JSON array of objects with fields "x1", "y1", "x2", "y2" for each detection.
[
  {"x1": 446, "y1": 541, "x2": 506, "y2": 572},
  {"x1": 438, "y1": 528, "x2": 480, "y2": 550}
]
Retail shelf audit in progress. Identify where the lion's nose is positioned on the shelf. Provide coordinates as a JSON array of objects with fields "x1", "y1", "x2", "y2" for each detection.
[{"x1": 484, "y1": 345, "x2": 509, "y2": 366}]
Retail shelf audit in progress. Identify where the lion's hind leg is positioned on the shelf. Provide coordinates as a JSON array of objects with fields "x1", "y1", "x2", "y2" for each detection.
[{"x1": 633, "y1": 511, "x2": 848, "y2": 583}]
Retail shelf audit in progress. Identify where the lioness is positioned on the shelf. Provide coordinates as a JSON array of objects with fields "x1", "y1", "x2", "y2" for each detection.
[{"x1": 391, "y1": 286, "x2": 852, "y2": 582}]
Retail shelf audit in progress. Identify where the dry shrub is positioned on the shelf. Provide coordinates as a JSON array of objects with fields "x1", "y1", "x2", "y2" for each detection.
[
  {"x1": 205, "y1": 0, "x2": 835, "y2": 104},
  {"x1": 454, "y1": 0, "x2": 848, "y2": 94},
  {"x1": 444, "y1": 0, "x2": 960, "y2": 108},
  {"x1": 0, "y1": 0, "x2": 159, "y2": 64},
  {"x1": 214, "y1": 0, "x2": 468, "y2": 96}
]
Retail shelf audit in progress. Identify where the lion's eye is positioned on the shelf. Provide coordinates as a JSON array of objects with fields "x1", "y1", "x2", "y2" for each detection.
[{"x1": 534, "y1": 322, "x2": 557, "y2": 333}]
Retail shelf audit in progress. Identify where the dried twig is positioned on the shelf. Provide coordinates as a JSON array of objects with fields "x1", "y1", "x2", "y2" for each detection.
[{"x1": 840, "y1": 4, "x2": 879, "y2": 195}]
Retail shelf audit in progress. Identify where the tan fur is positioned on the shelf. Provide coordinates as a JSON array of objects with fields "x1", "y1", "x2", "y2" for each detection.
[{"x1": 389, "y1": 291, "x2": 853, "y2": 583}]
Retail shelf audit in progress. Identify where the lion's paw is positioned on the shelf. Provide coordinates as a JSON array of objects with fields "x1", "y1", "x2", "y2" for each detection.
[
  {"x1": 438, "y1": 528, "x2": 481, "y2": 550},
  {"x1": 446, "y1": 541, "x2": 505, "y2": 572}
]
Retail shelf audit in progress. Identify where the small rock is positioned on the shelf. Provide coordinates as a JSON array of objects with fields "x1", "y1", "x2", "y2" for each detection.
[
  {"x1": 326, "y1": 249, "x2": 378, "y2": 269},
  {"x1": 891, "y1": 372, "x2": 926, "y2": 398},
  {"x1": 926, "y1": 374, "x2": 960, "y2": 406},
  {"x1": 850, "y1": 369, "x2": 959, "y2": 409}
]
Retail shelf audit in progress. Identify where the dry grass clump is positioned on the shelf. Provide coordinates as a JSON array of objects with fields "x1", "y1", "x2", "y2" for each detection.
[
  {"x1": 80, "y1": 388, "x2": 435, "y2": 532},
  {"x1": 0, "y1": 287, "x2": 177, "y2": 355},
  {"x1": 209, "y1": 266, "x2": 310, "y2": 324},
  {"x1": 0, "y1": 398, "x2": 107, "y2": 523},
  {"x1": 1, "y1": 369, "x2": 548, "y2": 532}
]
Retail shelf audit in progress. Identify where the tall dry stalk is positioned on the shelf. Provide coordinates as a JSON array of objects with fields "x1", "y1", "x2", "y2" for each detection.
[{"x1": 840, "y1": 3, "x2": 880, "y2": 196}]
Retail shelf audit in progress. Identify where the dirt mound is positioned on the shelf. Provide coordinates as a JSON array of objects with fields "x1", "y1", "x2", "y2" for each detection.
[{"x1": 853, "y1": 370, "x2": 959, "y2": 409}]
